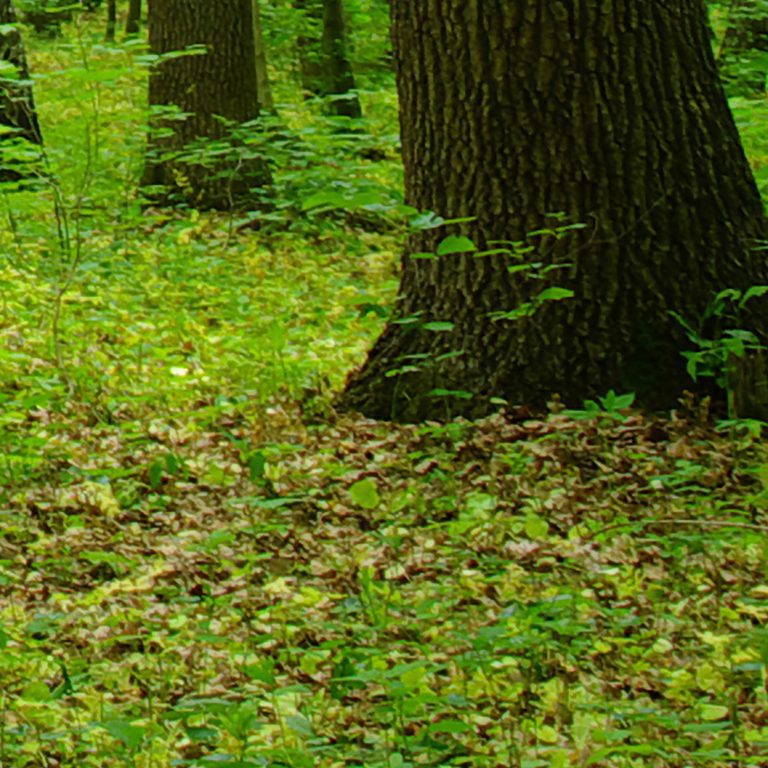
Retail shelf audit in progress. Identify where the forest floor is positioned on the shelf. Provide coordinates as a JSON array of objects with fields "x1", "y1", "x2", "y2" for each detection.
[
  {"x1": 1, "y1": 25, "x2": 768, "y2": 768},
  {"x1": 2, "y1": 215, "x2": 768, "y2": 767},
  {"x1": 2, "y1": 357, "x2": 768, "y2": 766}
]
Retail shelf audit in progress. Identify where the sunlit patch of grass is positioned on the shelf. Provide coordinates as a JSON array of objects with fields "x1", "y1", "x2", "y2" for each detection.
[
  {"x1": 732, "y1": 96, "x2": 768, "y2": 200},
  {"x1": 1, "y1": 24, "x2": 400, "y2": 497}
]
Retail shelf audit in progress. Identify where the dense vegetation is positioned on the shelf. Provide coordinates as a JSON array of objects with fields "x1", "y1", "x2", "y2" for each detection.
[{"x1": 0, "y1": 2, "x2": 767, "y2": 766}]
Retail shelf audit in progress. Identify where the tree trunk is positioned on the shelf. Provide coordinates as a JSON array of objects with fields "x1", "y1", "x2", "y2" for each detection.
[
  {"x1": 718, "y1": 0, "x2": 768, "y2": 94},
  {"x1": 125, "y1": 0, "x2": 141, "y2": 36},
  {"x1": 0, "y1": 0, "x2": 42, "y2": 180},
  {"x1": 321, "y1": 0, "x2": 362, "y2": 118},
  {"x1": 18, "y1": 0, "x2": 70, "y2": 36},
  {"x1": 252, "y1": 0, "x2": 274, "y2": 112},
  {"x1": 141, "y1": 0, "x2": 270, "y2": 210},
  {"x1": 339, "y1": 0, "x2": 768, "y2": 422},
  {"x1": 105, "y1": 0, "x2": 116, "y2": 41},
  {"x1": 295, "y1": 0, "x2": 361, "y2": 118}
]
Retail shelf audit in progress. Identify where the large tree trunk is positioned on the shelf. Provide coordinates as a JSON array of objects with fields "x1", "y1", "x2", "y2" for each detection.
[
  {"x1": 125, "y1": 0, "x2": 141, "y2": 37},
  {"x1": 0, "y1": 0, "x2": 42, "y2": 180},
  {"x1": 718, "y1": 0, "x2": 768, "y2": 94},
  {"x1": 295, "y1": 0, "x2": 362, "y2": 118},
  {"x1": 339, "y1": 0, "x2": 768, "y2": 422},
  {"x1": 141, "y1": 0, "x2": 270, "y2": 210}
]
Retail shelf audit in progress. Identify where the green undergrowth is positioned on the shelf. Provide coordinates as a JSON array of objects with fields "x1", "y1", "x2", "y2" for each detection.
[
  {"x1": 1, "y1": 409, "x2": 768, "y2": 766},
  {"x1": 732, "y1": 97, "x2": 768, "y2": 196},
  {"x1": 1, "y1": 18, "x2": 768, "y2": 768},
  {"x1": 0, "y1": 216, "x2": 398, "y2": 492}
]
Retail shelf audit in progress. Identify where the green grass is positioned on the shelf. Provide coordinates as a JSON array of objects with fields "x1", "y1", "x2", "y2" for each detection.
[{"x1": 1, "y1": 18, "x2": 768, "y2": 768}]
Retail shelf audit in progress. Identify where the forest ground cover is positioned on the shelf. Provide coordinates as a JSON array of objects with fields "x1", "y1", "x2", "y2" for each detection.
[{"x1": 1, "y1": 18, "x2": 768, "y2": 768}]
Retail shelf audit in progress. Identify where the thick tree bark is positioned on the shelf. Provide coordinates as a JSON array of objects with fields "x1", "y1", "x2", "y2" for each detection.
[
  {"x1": 141, "y1": 0, "x2": 270, "y2": 210},
  {"x1": 252, "y1": 0, "x2": 274, "y2": 112},
  {"x1": 339, "y1": 0, "x2": 768, "y2": 422},
  {"x1": 719, "y1": 0, "x2": 768, "y2": 93},
  {"x1": 295, "y1": 0, "x2": 362, "y2": 118},
  {"x1": 0, "y1": 0, "x2": 42, "y2": 180},
  {"x1": 125, "y1": 0, "x2": 141, "y2": 37}
]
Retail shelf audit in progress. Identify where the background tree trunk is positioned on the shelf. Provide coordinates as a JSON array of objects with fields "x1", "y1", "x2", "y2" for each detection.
[
  {"x1": 105, "y1": 0, "x2": 116, "y2": 41},
  {"x1": 295, "y1": 0, "x2": 361, "y2": 118},
  {"x1": 294, "y1": 0, "x2": 323, "y2": 97},
  {"x1": 141, "y1": 0, "x2": 270, "y2": 209},
  {"x1": 340, "y1": 0, "x2": 768, "y2": 421},
  {"x1": 321, "y1": 0, "x2": 361, "y2": 118},
  {"x1": 125, "y1": 0, "x2": 141, "y2": 36},
  {"x1": 252, "y1": 0, "x2": 274, "y2": 112},
  {"x1": 0, "y1": 0, "x2": 42, "y2": 180},
  {"x1": 18, "y1": 0, "x2": 70, "y2": 36},
  {"x1": 718, "y1": 0, "x2": 768, "y2": 93}
]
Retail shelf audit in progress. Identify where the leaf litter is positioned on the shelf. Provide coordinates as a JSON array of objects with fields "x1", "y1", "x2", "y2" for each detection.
[{"x1": 1, "y1": 400, "x2": 768, "y2": 767}]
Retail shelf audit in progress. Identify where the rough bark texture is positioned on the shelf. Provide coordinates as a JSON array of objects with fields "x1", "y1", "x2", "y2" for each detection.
[
  {"x1": 719, "y1": 0, "x2": 768, "y2": 93},
  {"x1": 125, "y1": 0, "x2": 141, "y2": 36},
  {"x1": 0, "y1": 0, "x2": 42, "y2": 180},
  {"x1": 141, "y1": 0, "x2": 270, "y2": 209},
  {"x1": 340, "y1": 0, "x2": 768, "y2": 422},
  {"x1": 252, "y1": 0, "x2": 274, "y2": 112},
  {"x1": 295, "y1": 0, "x2": 362, "y2": 118}
]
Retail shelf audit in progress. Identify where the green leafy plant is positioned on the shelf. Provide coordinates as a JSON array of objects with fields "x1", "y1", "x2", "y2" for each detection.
[
  {"x1": 563, "y1": 389, "x2": 636, "y2": 422},
  {"x1": 382, "y1": 220, "x2": 582, "y2": 415},
  {"x1": 16, "y1": 0, "x2": 77, "y2": 36},
  {"x1": 671, "y1": 285, "x2": 768, "y2": 416}
]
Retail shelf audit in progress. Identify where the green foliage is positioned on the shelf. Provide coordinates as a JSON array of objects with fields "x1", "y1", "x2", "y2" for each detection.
[
  {"x1": 671, "y1": 286, "x2": 768, "y2": 416},
  {"x1": 563, "y1": 389, "x2": 637, "y2": 422},
  {"x1": 379, "y1": 221, "x2": 582, "y2": 412},
  {"x1": 712, "y1": 0, "x2": 768, "y2": 95},
  {"x1": 349, "y1": 477, "x2": 381, "y2": 509},
  {"x1": 2, "y1": 405, "x2": 768, "y2": 767},
  {"x1": 16, "y1": 0, "x2": 77, "y2": 36}
]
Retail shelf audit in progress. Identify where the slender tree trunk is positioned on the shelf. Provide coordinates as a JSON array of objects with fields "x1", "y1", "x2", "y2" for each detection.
[
  {"x1": 125, "y1": 0, "x2": 141, "y2": 36},
  {"x1": 0, "y1": 0, "x2": 42, "y2": 180},
  {"x1": 321, "y1": 0, "x2": 361, "y2": 118},
  {"x1": 141, "y1": 0, "x2": 270, "y2": 210},
  {"x1": 105, "y1": 0, "x2": 116, "y2": 41},
  {"x1": 19, "y1": 1, "x2": 67, "y2": 36},
  {"x1": 295, "y1": 0, "x2": 325, "y2": 96},
  {"x1": 295, "y1": 0, "x2": 361, "y2": 118},
  {"x1": 252, "y1": 0, "x2": 274, "y2": 112},
  {"x1": 339, "y1": 0, "x2": 768, "y2": 422},
  {"x1": 718, "y1": 0, "x2": 768, "y2": 93}
]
